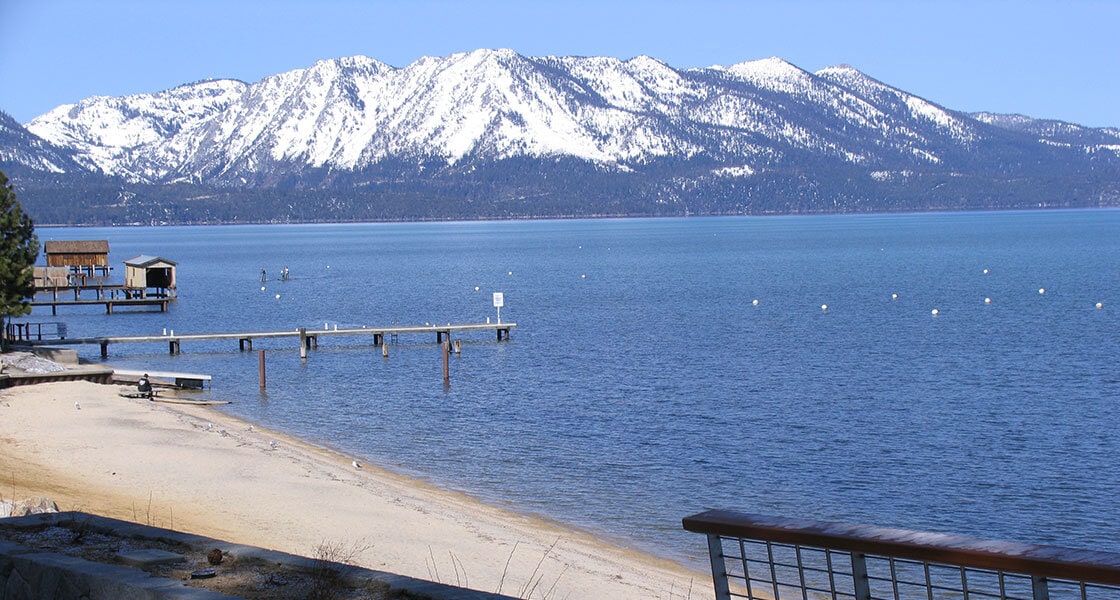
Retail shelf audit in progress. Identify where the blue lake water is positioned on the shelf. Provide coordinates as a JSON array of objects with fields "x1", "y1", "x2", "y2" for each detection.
[{"x1": 20, "y1": 210, "x2": 1120, "y2": 566}]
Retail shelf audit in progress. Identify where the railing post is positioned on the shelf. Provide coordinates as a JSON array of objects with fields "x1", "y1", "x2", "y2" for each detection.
[
  {"x1": 705, "y1": 534, "x2": 733, "y2": 600},
  {"x1": 851, "y1": 552, "x2": 871, "y2": 600},
  {"x1": 1031, "y1": 575, "x2": 1050, "y2": 600}
]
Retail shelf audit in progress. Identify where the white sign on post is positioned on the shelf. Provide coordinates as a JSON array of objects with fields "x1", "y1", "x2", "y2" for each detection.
[{"x1": 493, "y1": 292, "x2": 504, "y2": 323}]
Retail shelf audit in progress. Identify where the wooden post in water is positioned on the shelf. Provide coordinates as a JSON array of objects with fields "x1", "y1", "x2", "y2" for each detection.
[
  {"x1": 382, "y1": 342, "x2": 389, "y2": 358},
  {"x1": 453, "y1": 339, "x2": 461, "y2": 354},
  {"x1": 258, "y1": 350, "x2": 266, "y2": 389},
  {"x1": 299, "y1": 327, "x2": 307, "y2": 360},
  {"x1": 442, "y1": 341, "x2": 450, "y2": 382}
]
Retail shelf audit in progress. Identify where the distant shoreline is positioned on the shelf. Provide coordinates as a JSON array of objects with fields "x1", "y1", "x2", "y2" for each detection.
[{"x1": 30, "y1": 205, "x2": 1120, "y2": 229}]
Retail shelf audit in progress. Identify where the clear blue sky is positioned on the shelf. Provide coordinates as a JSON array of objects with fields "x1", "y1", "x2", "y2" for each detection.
[{"x1": 1, "y1": 0, "x2": 1117, "y2": 127}]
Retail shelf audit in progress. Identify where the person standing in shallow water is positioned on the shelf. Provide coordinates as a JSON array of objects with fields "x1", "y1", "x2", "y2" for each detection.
[{"x1": 137, "y1": 373, "x2": 153, "y2": 399}]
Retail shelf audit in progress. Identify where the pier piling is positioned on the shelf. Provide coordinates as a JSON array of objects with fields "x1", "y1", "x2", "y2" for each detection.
[
  {"x1": 442, "y1": 341, "x2": 450, "y2": 382},
  {"x1": 258, "y1": 350, "x2": 266, "y2": 389}
]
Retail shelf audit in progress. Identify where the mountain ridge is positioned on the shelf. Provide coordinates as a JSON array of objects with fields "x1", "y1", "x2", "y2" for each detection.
[{"x1": 4, "y1": 49, "x2": 1119, "y2": 225}]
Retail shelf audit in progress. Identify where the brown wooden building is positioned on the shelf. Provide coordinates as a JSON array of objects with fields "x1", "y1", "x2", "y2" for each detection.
[{"x1": 43, "y1": 240, "x2": 111, "y2": 275}]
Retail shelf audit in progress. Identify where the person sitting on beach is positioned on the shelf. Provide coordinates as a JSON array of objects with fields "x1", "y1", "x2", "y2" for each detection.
[{"x1": 137, "y1": 374, "x2": 153, "y2": 399}]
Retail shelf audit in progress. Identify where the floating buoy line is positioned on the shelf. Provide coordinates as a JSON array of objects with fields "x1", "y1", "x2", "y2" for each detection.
[{"x1": 738, "y1": 287, "x2": 1108, "y2": 317}]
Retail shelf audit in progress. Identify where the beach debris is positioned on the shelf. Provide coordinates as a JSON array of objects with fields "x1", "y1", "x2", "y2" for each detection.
[
  {"x1": 0, "y1": 497, "x2": 60, "y2": 518},
  {"x1": 0, "y1": 352, "x2": 66, "y2": 374},
  {"x1": 269, "y1": 441, "x2": 279, "y2": 450},
  {"x1": 74, "y1": 401, "x2": 80, "y2": 410},
  {"x1": 190, "y1": 568, "x2": 217, "y2": 579},
  {"x1": 247, "y1": 425, "x2": 254, "y2": 432},
  {"x1": 204, "y1": 423, "x2": 213, "y2": 432},
  {"x1": 207, "y1": 548, "x2": 224, "y2": 565},
  {"x1": 352, "y1": 460, "x2": 362, "y2": 469}
]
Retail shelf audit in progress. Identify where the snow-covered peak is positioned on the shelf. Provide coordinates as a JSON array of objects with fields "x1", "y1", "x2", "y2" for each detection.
[
  {"x1": 726, "y1": 57, "x2": 811, "y2": 88},
  {"x1": 25, "y1": 78, "x2": 247, "y2": 177}
]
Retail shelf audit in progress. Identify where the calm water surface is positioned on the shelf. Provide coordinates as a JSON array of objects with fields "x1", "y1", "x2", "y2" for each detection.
[{"x1": 23, "y1": 210, "x2": 1120, "y2": 565}]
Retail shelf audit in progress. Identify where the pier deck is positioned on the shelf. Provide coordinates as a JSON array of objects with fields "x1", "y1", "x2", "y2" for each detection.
[
  {"x1": 32, "y1": 285, "x2": 171, "y2": 314},
  {"x1": 19, "y1": 322, "x2": 516, "y2": 357}
]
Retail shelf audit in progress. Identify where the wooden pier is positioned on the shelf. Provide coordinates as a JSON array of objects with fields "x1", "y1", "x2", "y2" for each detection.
[
  {"x1": 20, "y1": 322, "x2": 516, "y2": 357},
  {"x1": 32, "y1": 285, "x2": 171, "y2": 315}
]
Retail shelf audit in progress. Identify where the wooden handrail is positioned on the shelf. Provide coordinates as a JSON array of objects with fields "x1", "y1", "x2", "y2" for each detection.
[{"x1": 683, "y1": 509, "x2": 1120, "y2": 586}]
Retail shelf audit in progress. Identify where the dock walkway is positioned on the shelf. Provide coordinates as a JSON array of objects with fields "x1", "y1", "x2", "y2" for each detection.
[
  {"x1": 20, "y1": 322, "x2": 516, "y2": 357},
  {"x1": 32, "y1": 285, "x2": 171, "y2": 314}
]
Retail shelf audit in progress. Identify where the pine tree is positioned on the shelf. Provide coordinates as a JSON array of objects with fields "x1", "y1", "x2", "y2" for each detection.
[{"x1": 0, "y1": 170, "x2": 39, "y2": 350}]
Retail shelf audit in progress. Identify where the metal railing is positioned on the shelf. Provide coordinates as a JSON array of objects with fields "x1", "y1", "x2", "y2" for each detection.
[
  {"x1": 683, "y1": 510, "x2": 1120, "y2": 600},
  {"x1": 5, "y1": 321, "x2": 67, "y2": 343}
]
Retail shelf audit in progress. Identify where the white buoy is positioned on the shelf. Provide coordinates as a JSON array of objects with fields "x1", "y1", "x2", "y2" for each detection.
[
  {"x1": 752, "y1": 299, "x2": 759, "y2": 306},
  {"x1": 983, "y1": 268, "x2": 989, "y2": 275},
  {"x1": 1096, "y1": 302, "x2": 1104, "y2": 310},
  {"x1": 275, "y1": 294, "x2": 281, "y2": 300},
  {"x1": 474, "y1": 286, "x2": 480, "y2": 291},
  {"x1": 891, "y1": 293, "x2": 898, "y2": 300},
  {"x1": 821, "y1": 304, "x2": 828, "y2": 312},
  {"x1": 985, "y1": 297, "x2": 991, "y2": 305},
  {"x1": 508, "y1": 271, "x2": 513, "y2": 275},
  {"x1": 931, "y1": 308, "x2": 939, "y2": 316},
  {"x1": 1039, "y1": 288, "x2": 1046, "y2": 295},
  {"x1": 260, "y1": 286, "x2": 265, "y2": 291},
  {"x1": 581, "y1": 274, "x2": 586, "y2": 279}
]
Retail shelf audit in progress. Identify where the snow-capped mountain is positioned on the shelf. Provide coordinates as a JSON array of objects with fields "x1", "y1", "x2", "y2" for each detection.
[
  {"x1": 0, "y1": 111, "x2": 86, "y2": 176},
  {"x1": 4, "y1": 49, "x2": 1119, "y2": 224}
]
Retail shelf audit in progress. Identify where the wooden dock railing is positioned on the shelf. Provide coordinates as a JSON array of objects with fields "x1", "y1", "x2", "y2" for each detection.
[{"x1": 682, "y1": 510, "x2": 1120, "y2": 600}]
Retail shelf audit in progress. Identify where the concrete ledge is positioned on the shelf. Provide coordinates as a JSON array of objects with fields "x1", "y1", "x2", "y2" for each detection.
[
  {"x1": 0, "y1": 366, "x2": 114, "y2": 388},
  {"x1": 28, "y1": 346, "x2": 80, "y2": 365}
]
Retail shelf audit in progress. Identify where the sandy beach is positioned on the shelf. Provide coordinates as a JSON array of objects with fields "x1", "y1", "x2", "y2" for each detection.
[{"x1": 0, "y1": 380, "x2": 709, "y2": 599}]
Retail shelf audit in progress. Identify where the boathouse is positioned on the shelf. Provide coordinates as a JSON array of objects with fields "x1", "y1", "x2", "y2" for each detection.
[
  {"x1": 43, "y1": 240, "x2": 111, "y2": 276},
  {"x1": 124, "y1": 255, "x2": 178, "y2": 298}
]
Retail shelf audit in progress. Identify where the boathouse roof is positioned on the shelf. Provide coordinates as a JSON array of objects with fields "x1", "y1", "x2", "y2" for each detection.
[
  {"x1": 44, "y1": 240, "x2": 110, "y2": 254},
  {"x1": 123, "y1": 255, "x2": 178, "y2": 268}
]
